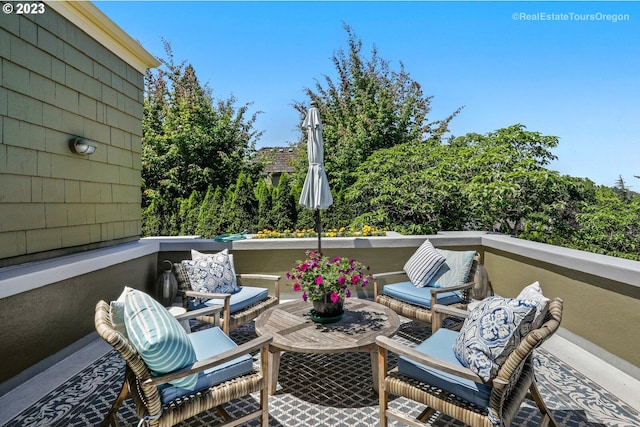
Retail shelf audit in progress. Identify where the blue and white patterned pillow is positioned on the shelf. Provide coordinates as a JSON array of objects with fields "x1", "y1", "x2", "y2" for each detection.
[
  {"x1": 122, "y1": 287, "x2": 198, "y2": 389},
  {"x1": 517, "y1": 281, "x2": 550, "y2": 329},
  {"x1": 181, "y1": 249, "x2": 239, "y2": 297},
  {"x1": 430, "y1": 250, "x2": 476, "y2": 288},
  {"x1": 452, "y1": 296, "x2": 536, "y2": 382},
  {"x1": 404, "y1": 240, "x2": 446, "y2": 288}
]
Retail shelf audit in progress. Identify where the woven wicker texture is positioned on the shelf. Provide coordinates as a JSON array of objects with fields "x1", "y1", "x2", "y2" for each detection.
[
  {"x1": 94, "y1": 300, "x2": 269, "y2": 427},
  {"x1": 378, "y1": 298, "x2": 564, "y2": 427}
]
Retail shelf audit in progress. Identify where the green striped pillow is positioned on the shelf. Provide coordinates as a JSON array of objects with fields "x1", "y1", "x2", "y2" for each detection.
[{"x1": 122, "y1": 287, "x2": 198, "y2": 389}]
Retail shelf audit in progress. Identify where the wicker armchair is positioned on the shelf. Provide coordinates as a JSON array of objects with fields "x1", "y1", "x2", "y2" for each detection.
[
  {"x1": 173, "y1": 255, "x2": 280, "y2": 335},
  {"x1": 95, "y1": 300, "x2": 272, "y2": 427},
  {"x1": 376, "y1": 298, "x2": 563, "y2": 427},
  {"x1": 373, "y1": 253, "x2": 491, "y2": 333}
]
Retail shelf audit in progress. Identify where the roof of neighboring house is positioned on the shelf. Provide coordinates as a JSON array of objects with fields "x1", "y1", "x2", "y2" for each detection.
[{"x1": 256, "y1": 147, "x2": 296, "y2": 174}]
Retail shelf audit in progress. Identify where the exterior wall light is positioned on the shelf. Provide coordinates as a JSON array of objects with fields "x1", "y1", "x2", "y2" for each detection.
[{"x1": 69, "y1": 137, "x2": 97, "y2": 155}]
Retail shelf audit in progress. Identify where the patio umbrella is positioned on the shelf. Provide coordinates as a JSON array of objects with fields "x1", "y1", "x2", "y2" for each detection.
[{"x1": 299, "y1": 101, "x2": 333, "y2": 254}]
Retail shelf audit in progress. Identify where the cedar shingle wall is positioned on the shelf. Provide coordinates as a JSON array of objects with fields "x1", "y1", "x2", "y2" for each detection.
[{"x1": 0, "y1": 4, "x2": 144, "y2": 262}]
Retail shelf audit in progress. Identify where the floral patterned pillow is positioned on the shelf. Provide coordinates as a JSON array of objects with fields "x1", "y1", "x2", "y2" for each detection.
[
  {"x1": 452, "y1": 296, "x2": 536, "y2": 382},
  {"x1": 181, "y1": 249, "x2": 239, "y2": 301}
]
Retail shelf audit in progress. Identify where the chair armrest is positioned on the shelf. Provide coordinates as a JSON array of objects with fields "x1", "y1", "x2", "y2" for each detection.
[
  {"x1": 372, "y1": 271, "x2": 406, "y2": 280},
  {"x1": 146, "y1": 334, "x2": 274, "y2": 386},
  {"x1": 372, "y1": 271, "x2": 406, "y2": 299},
  {"x1": 173, "y1": 305, "x2": 223, "y2": 322},
  {"x1": 429, "y1": 281, "x2": 474, "y2": 295},
  {"x1": 179, "y1": 289, "x2": 232, "y2": 300},
  {"x1": 433, "y1": 304, "x2": 469, "y2": 319},
  {"x1": 376, "y1": 335, "x2": 483, "y2": 383},
  {"x1": 236, "y1": 273, "x2": 280, "y2": 281},
  {"x1": 177, "y1": 290, "x2": 232, "y2": 334}
]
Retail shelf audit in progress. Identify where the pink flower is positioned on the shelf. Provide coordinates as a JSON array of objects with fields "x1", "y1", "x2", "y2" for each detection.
[
  {"x1": 351, "y1": 275, "x2": 359, "y2": 284},
  {"x1": 338, "y1": 275, "x2": 346, "y2": 285},
  {"x1": 293, "y1": 283, "x2": 301, "y2": 292},
  {"x1": 315, "y1": 275, "x2": 323, "y2": 285},
  {"x1": 330, "y1": 292, "x2": 340, "y2": 303},
  {"x1": 346, "y1": 289, "x2": 351, "y2": 298},
  {"x1": 302, "y1": 292, "x2": 307, "y2": 302},
  {"x1": 332, "y1": 256, "x2": 341, "y2": 263},
  {"x1": 300, "y1": 263, "x2": 309, "y2": 272}
]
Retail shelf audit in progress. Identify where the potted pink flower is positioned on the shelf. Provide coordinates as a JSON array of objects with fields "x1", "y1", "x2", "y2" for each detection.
[{"x1": 287, "y1": 250, "x2": 371, "y2": 322}]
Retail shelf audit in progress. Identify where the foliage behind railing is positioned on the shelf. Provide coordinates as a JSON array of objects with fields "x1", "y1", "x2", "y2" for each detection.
[{"x1": 255, "y1": 225, "x2": 386, "y2": 239}]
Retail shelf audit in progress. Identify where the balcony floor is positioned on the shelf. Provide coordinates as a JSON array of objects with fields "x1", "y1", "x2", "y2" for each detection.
[{"x1": 1, "y1": 318, "x2": 639, "y2": 427}]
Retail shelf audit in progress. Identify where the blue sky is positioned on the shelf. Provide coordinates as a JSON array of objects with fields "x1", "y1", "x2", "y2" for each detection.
[{"x1": 96, "y1": 1, "x2": 640, "y2": 187}]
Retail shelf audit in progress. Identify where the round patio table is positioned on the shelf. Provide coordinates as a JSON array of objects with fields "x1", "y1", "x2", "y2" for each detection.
[{"x1": 254, "y1": 298, "x2": 400, "y2": 394}]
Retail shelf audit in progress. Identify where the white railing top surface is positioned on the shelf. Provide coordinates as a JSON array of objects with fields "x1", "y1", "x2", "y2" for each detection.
[{"x1": 2, "y1": 231, "x2": 639, "y2": 299}]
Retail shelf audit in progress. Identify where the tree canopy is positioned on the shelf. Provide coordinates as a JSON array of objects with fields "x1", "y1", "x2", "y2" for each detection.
[{"x1": 139, "y1": 31, "x2": 640, "y2": 261}]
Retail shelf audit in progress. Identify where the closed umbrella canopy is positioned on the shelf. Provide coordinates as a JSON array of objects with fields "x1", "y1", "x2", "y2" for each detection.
[
  {"x1": 299, "y1": 102, "x2": 333, "y2": 252},
  {"x1": 299, "y1": 102, "x2": 333, "y2": 211}
]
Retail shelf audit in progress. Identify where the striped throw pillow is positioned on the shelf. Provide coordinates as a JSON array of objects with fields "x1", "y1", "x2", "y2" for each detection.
[
  {"x1": 122, "y1": 287, "x2": 198, "y2": 390},
  {"x1": 403, "y1": 240, "x2": 446, "y2": 288}
]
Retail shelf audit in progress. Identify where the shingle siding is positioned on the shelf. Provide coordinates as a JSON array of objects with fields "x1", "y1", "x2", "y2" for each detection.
[{"x1": 0, "y1": 4, "x2": 145, "y2": 262}]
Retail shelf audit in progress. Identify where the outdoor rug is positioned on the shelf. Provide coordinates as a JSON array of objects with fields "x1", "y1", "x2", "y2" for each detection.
[{"x1": 4, "y1": 321, "x2": 640, "y2": 427}]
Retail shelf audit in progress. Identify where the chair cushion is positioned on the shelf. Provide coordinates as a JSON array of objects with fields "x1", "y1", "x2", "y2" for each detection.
[
  {"x1": 517, "y1": 281, "x2": 550, "y2": 329},
  {"x1": 403, "y1": 240, "x2": 446, "y2": 288},
  {"x1": 452, "y1": 296, "x2": 536, "y2": 382},
  {"x1": 383, "y1": 281, "x2": 464, "y2": 308},
  {"x1": 190, "y1": 286, "x2": 270, "y2": 314},
  {"x1": 158, "y1": 326, "x2": 254, "y2": 403},
  {"x1": 430, "y1": 250, "x2": 476, "y2": 289},
  {"x1": 399, "y1": 328, "x2": 492, "y2": 408},
  {"x1": 181, "y1": 248, "x2": 240, "y2": 298},
  {"x1": 121, "y1": 287, "x2": 198, "y2": 390}
]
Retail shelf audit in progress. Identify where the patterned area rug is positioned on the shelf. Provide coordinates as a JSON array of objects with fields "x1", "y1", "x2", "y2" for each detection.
[{"x1": 5, "y1": 321, "x2": 640, "y2": 427}]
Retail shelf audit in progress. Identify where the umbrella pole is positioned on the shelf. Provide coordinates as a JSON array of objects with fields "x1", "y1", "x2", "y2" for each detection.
[{"x1": 315, "y1": 209, "x2": 322, "y2": 254}]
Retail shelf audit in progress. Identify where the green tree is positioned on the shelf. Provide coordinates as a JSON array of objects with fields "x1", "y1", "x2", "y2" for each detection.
[
  {"x1": 256, "y1": 179, "x2": 275, "y2": 231},
  {"x1": 292, "y1": 24, "x2": 460, "y2": 194},
  {"x1": 179, "y1": 190, "x2": 201, "y2": 235},
  {"x1": 271, "y1": 173, "x2": 297, "y2": 231},
  {"x1": 196, "y1": 185, "x2": 225, "y2": 238},
  {"x1": 346, "y1": 141, "x2": 469, "y2": 234},
  {"x1": 141, "y1": 42, "x2": 263, "y2": 235},
  {"x1": 456, "y1": 124, "x2": 560, "y2": 234},
  {"x1": 613, "y1": 175, "x2": 636, "y2": 203},
  {"x1": 226, "y1": 173, "x2": 259, "y2": 233}
]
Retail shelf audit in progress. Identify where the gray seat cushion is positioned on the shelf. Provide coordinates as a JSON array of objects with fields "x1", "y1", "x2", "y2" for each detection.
[
  {"x1": 158, "y1": 326, "x2": 253, "y2": 403},
  {"x1": 383, "y1": 281, "x2": 464, "y2": 308},
  {"x1": 398, "y1": 328, "x2": 492, "y2": 408}
]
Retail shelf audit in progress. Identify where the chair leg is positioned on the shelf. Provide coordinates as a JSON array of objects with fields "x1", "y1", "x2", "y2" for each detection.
[
  {"x1": 529, "y1": 380, "x2": 558, "y2": 427},
  {"x1": 101, "y1": 379, "x2": 129, "y2": 427},
  {"x1": 260, "y1": 344, "x2": 270, "y2": 427},
  {"x1": 378, "y1": 345, "x2": 389, "y2": 427}
]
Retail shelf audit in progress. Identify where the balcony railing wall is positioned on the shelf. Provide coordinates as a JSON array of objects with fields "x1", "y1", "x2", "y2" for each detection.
[{"x1": 1, "y1": 232, "x2": 638, "y2": 395}]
